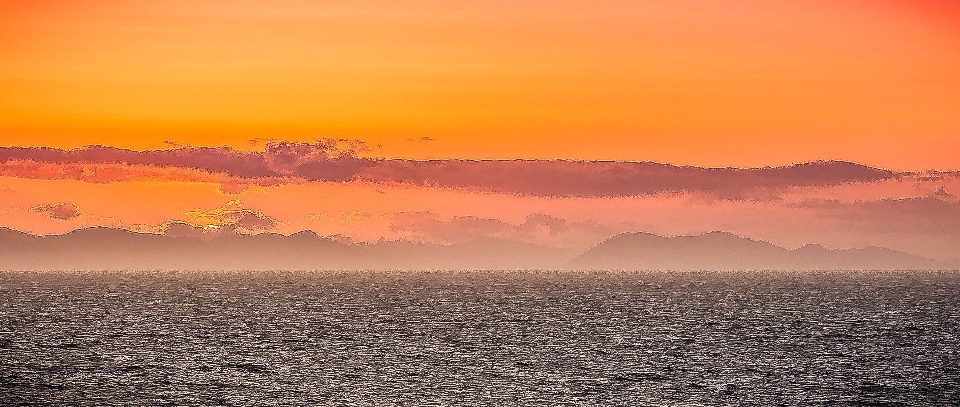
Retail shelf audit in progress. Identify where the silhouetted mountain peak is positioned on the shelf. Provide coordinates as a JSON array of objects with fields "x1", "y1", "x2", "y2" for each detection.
[
  {"x1": 795, "y1": 243, "x2": 829, "y2": 252},
  {"x1": 572, "y1": 232, "x2": 944, "y2": 270}
]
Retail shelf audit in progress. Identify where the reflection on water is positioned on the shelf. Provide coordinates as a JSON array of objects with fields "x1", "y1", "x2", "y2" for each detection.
[{"x1": 1, "y1": 270, "x2": 959, "y2": 405}]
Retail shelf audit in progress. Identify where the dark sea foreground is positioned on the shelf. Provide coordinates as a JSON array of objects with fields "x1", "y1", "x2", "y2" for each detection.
[{"x1": 1, "y1": 270, "x2": 959, "y2": 406}]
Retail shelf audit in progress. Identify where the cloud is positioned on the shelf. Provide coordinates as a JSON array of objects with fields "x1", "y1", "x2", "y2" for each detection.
[
  {"x1": 0, "y1": 159, "x2": 230, "y2": 183},
  {"x1": 0, "y1": 144, "x2": 899, "y2": 197},
  {"x1": 795, "y1": 196, "x2": 960, "y2": 234},
  {"x1": 171, "y1": 200, "x2": 279, "y2": 236},
  {"x1": 0, "y1": 140, "x2": 371, "y2": 180},
  {"x1": 31, "y1": 202, "x2": 82, "y2": 221},
  {"x1": 261, "y1": 140, "x2": 371, "y2": 180},
  {"x1": 931, "y1": 185, "x2": 955, "y2": 199},
  {"x1": 160, "y1": 221, "x2": 219, "y2": 239},
  {"x1": 407, "y1": 136, "x2": 434, "y2": 142},
  {"x1": 516, "y1": 213, "x2": 570, "y2": 236},
  {"x1": 390, "y1": 212, "x2": 509, "y2": 244},
  {"x1": 390, "y1": 211, "x2": 614, "y2": 247},
  {"x1": 358, "y1": 159, "x2": 897, "y2": 198}
]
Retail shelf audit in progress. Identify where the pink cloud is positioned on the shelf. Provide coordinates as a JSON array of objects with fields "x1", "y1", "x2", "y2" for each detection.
[
  {"x1": 31, "y1": 202, "x2": 82, "y2": 221},
  {"x1": 0, "y1": 145, "x2": 901, "y2": 197}
]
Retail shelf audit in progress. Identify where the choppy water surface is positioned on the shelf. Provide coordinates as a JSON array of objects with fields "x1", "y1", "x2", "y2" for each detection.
[{"x1": 1, "y1": 270, "x2": 959, "y2": 406}]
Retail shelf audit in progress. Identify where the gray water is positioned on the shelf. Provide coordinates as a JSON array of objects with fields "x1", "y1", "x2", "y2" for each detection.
[{"x1": 1, "y1": 270, "x2": 959, "y2": 406}]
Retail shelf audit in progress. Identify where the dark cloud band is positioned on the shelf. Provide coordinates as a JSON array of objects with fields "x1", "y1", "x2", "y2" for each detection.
[{"x1": 0, "y1": 143, "x2": 899, "y2": 197}]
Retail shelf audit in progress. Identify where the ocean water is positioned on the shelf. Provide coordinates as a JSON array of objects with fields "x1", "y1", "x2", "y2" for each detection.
[{"x1": 1, "y1": 270, "x2": 959, "y2": 406}]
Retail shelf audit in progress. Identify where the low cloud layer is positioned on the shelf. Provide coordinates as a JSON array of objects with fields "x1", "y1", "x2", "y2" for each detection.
[
  {"x1": 390, "y1": 212, "x2": 614, "y2": 247},
  {"x1": 0, "y1": 144, "x2": 900, "y2": 197},
  {"x1": 160, "y1": 200, "x2": 279, "y2": 238},
  {"x1": 31, "y1": 202, "x2": 82, "y2": 221},
  {"x1": 795, "y1": 196, "x2": 960, "y2": 235},
  {"x1": 360, "y1": 159, "x2": 897, "y2": 198}
]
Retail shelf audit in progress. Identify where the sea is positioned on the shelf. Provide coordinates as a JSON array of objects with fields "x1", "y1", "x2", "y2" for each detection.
[{"x1": 1, "y1": 270, "x2": 958, "y2": 406}]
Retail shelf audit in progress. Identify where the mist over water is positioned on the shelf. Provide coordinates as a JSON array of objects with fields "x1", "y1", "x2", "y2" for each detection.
[{"x1": 2, "y1": 270, "x2": 959, "y2": 405}]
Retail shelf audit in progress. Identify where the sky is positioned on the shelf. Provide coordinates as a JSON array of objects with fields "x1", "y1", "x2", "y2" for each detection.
[
  {"x1": 3, "y1": 0, "x2": 960, "y2": 168},
  {"x1": 1, "y1": 0, "x2": 959, "y2": 261}
]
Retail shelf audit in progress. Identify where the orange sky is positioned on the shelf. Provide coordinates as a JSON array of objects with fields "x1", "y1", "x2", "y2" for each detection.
[{"x1": 2, "y1": 0, "x2": 960, "y2": 169}]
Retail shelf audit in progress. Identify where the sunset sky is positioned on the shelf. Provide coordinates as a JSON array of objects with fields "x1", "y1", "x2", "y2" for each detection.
[
  {"x1": 4, "y1": 0, "x2": 960, "y2": 168},
  {"x1": 1, "y1": 1, "x2": 959, "y2": 262}
]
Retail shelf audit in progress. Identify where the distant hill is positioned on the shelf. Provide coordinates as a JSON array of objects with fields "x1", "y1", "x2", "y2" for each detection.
[
  {"x1": 0, "y1": 227, "x2": 954, "y2": 271},
  {"x1": 569, "y1": 231, "x2": 948, "y2": 270},
  {"x1": 0, "y1": 227, "x2": 569, "y2": 271}
]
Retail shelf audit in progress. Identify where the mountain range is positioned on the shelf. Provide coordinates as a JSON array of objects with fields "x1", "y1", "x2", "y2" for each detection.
[
  {"x1": 570, "y1": 231, "x2": 957, "y2": 271},
  {"x1": 0, "y1": 227, "x2": 957, "y2": 271}
]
